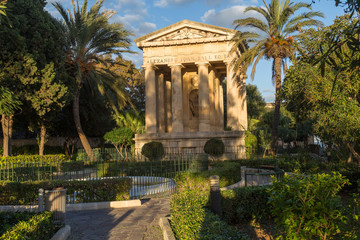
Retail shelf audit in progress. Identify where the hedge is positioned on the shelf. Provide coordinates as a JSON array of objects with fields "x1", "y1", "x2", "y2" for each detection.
[
  {"x1": 0, "y1": 178, "x2": 132, "y2": 205},
  {"x1": 0, "y1": 155, "x2": 70, "y2": 166},
  {"x1": 221, "y1": 186, "x2": 272, "y2": 225},
  {"x1": 171, "y1": 172, "x2": 248, "y2": 240},
  {"x1": 0, "y1": 211, "x2": 56, "y2": 240}
]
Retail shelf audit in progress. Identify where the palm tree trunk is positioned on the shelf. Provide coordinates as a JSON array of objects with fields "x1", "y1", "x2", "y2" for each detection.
[
  {"x1": 73, "y1": 89, "x2": 95, "y2": 160},
  {"x1": 270, "y1": 57, "x2": 282, "y2": 155},
  {"x1": 39, "y1": 123, "x2": 46, "y2": 156},
  {"x1": 1, "y1": 114, "x2": 13, "y2": 157}
]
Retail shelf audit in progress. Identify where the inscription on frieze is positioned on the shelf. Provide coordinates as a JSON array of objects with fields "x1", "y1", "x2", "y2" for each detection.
[{"x1": 145, "y1": 53, "x2": 230, "y2": 64}]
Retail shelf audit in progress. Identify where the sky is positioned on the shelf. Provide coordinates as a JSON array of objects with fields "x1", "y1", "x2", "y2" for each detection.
[{"x1": 46, "y1": 0, "x2": 346, "y2": 103}]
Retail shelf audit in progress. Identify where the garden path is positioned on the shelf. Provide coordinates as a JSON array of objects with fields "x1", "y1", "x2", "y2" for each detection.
[{"x1": 66, "y1": 197, "x2": 170, "y2": 240}]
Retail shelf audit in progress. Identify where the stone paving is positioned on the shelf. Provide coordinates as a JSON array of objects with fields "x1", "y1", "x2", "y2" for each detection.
[{"x1": 66, "y1": 197, "x2": 170, "y2": 240}]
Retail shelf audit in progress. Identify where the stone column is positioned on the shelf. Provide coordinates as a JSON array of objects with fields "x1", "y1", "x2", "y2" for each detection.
[
  {"x1": 225, "y1": 61, "x2": 240, "y2": 130},
  {"x1": 196, "y1": 62, "x2": 210, "y2": 131},
  {"x1": 170, "y1": 64, "x2": 184, "y2": 132},
  {"x1": 144, "y1": 64, "x2": 157, "y2": 133},
  {"x1": 157, "y1": 73, "x2": 166, "y2": 133},
  {"x1": 214, "y1": 76, "x2": 220, "y2": 130},
  {"x1": 209, "y1": 69, "x2": 216, "y2": 130},
  {"x1": 239, "y1": 72, "x2": 248, "y2": 130},
  {"x1": 165, "y1": 80, "x2": 172, "y2": 133},
  {"x1": 219, "y1": 80, "x2": 224, "y2": 130}
]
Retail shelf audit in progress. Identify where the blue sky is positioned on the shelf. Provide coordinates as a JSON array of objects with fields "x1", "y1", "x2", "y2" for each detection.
[{"x1": 46, "y1": 0, "x2": 346, "y2": 102}]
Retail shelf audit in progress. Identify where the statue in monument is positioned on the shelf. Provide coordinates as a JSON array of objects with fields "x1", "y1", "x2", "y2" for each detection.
[{"x1": 189, "y1": 75, "x2": 199, "y2": 118}]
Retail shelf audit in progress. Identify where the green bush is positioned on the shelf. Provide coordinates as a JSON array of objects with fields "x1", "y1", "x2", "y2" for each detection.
[
  {"x1": 141, "y1": 141, "x2": 164, "y2": 161},
  {"x1": 0, "y1": 211, "x2": 56, "y2": 240},
  {"x1": 0, "y1": 154, "x2": 70, "y2": 166},
  {"x1": 268, "y1": 172, "x2": 350, "y2": 239},
  {"x1": 203, "y1": 138, "x2": 225, "y2": 159},
  {"x1": 0, "y1": 178, "x2": 131, "y2": 205},
  {"x1": 221, "y1": 186, "x2": 271, "y2": 224},
  {"x1": 0, "y1": 212, "x2": 35, "y2": 236},
  {"x1": 171, "y1": 172, "x2": 248, "y2": 240}
]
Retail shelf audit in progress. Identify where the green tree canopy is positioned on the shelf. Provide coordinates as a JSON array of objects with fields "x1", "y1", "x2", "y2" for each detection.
[{"x1": 232, "y1": 0, "x2": 323, "y2": 154}]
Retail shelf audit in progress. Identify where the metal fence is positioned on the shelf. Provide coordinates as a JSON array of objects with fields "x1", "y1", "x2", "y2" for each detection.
[{"x1": 0, "y1": 149, "x2": 209, "y2": 199}]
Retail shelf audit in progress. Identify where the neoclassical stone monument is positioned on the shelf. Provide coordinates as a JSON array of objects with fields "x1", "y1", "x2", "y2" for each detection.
[{"x1": 134, "y1": 20, "x2": 247, "y2": 159}]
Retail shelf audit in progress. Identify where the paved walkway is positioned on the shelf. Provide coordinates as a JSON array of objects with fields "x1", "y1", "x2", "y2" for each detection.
[{"x1": 66, "y1": 198, "x2": 170, "y2": 240}]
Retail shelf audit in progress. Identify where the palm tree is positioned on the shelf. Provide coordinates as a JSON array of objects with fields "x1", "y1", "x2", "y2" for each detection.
[
  {"x1": 232, "y1": 0, "x2": 323, "y2": 154},
  {"x1": 53, "y1": 0, "x2": 132, "y2": 159}
]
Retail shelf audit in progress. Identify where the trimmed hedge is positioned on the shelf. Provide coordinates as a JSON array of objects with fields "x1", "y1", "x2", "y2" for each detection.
[
  {"x1": 171, "y1": 173, "x2": 248, "y2": 240},
  {"x1": 0, "y1": 155, "x2": 70, "y2": 166},
  {"x1": 0, "y1": 145, "x2": 64, "y2": 156},
  {"x1": 203, "y1": 138, "x2": 225, "y2": 159},
  {"x1": 0, "y1": 211, "x2": 56, "y2": 240},
  {"x1": 221, "y1": 186, "x2": 272, "y2": 224},
  {"x1": 0, "y1": 178, "x2": 132, "y2": 205},
  {"x1": 141, "y1": 141, "x2": 164, "y2": 161}
]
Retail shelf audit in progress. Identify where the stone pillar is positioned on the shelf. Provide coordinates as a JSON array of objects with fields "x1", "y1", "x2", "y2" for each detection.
[
  {"x1": 144, "y1": 64, "x2": 157, "y2": 133},
  {"x1": 214, "y1": 76, "x2": 220, "y2": 130},
  {"x1": 157, "y1": 73, "x2": 166, "y2": 133},
  {"x1": 165, "y1": 80, "x2": 172, "y2": 133},
  {"x1": 225, "y1": 61, "x2": 240, "y2": 130},
  {"x1": 170, "y1": 64, "x2": 184, "y2": 132},
  {"x1": 209, "y1": 69, "x2": 216, "y2": 130},
  {"x1": 239, "y1": 72, "x2": 248, "y2": 130},
  {"x1": 219, "y1": 80, "x2": 224, "y2": 130},
  {"x1": 196, "y1": 62, "x2": 210, "y2": 131}
]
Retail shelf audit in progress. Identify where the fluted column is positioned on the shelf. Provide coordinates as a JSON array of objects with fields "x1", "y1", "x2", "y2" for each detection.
[
  {"x1": 225, "y1": 61, "x2": 240, "y2": 130},
  {"x1": 170, "y1": 64, "x2": 184, "y2": 132},
  {"x1": 157, "y1": 73, "x2": 166, "y2": 133},
  {"x1": 196, "y1": 62, "x2": 210, "y2": 131},
  {"x1": 144, "y1": 64, "x2": 157, "y2": 133},
  {"x1": 239, "y1": 72, "x2": 248, "y2": 130},
  {"x1": 165, "y1": 80, "x2": 172, "y2": 133}
]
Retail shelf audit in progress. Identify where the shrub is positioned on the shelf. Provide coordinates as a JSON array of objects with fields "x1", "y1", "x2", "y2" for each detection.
[
  {"x1": 221, "y1": 186, "x2": 271, "y2": 224},
  {"x1": 0, "y1": 211, "x2": 56, "y2": 240},
  {"x1": 11, "y1": 145, "x2": 64, "y2": 156},
  {"x1": 0, "y1": 154, "x2": 70, "y2": 166},
  {"x1": 203, "y1": 138, "x2": 225, "y2": 159},
  {"x1": 141, "y1": 141, "x2": 164, "y2": 161},
  {"x1": 268, "y1": 172, "x2": 350, "y2": 239},
  {"x1": 0, "y1": 212, "x2": 35, "y2": 236},
  {"x1": 0, "y1": 178, "x2": 131, "y2": 205},
  {"x1": 171, "y1": 172, "x2": 248, "y2": 240},
  {"x1": 104, "y1": 127, "x2": 133, "y2": 158}
]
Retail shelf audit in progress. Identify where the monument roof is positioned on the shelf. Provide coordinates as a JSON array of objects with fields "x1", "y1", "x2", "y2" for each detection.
[{"x1": 134, "y1": 19, "x2": 237, "y2": 49}]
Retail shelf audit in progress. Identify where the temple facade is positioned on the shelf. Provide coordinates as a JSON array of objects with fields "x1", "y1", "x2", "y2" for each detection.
[{"x1": 134, "y1": 20, "x2": 247, "y2": 159}]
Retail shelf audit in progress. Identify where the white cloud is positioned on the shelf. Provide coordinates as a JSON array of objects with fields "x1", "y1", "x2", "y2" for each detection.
[
  {"x1": 154, "y1": 0, "x2": 193, "y2": 8},
  {"x1": 201, "y1": 5, "x2": 264, "y2": 28}
]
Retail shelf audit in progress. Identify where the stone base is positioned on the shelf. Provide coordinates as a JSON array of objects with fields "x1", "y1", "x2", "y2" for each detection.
[{"x1": 134, "y1": 131, "x2": 245, "y2": 160}]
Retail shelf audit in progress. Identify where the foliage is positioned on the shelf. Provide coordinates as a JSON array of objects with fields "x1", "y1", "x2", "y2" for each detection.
[
  {"x1": 104, "y1": 127, "x2": 133, "y2": 157},
  {"x1": 232, "y1": 0, "x2": 323, "y2": 153},
  {"x1": 268, "y1": 172, "x2": 350, "y2": 239},
  {"x1": 53, "y1": 0, "x2": 132, "y2": 158},
  {"x1": 0, "y1": 154, "x2": 70, "y2": 166},
  {"x1": 113, "y1": 110, "x2": 145, "y2": 134},
  {"x1": 283, "y1": 15, "x2": 360, "y2": 162},
  {"x1": 245, "y1": 130, "x2": 257, "y2": 158},
  {"x1": 0, "y1": 211, "x2": 56, "y2": 240},
  {"x1": 222, "y1": 186, "x2": 271, "y2": 224},
  {"x1": 0, "y1": 212, "x2": 35, "y2": 236},
  {"x1": 203, "y1": 138, "x2": 225, "y2": 159},
  {"x1": 171, "y1": 172, "x2": 248, "y2": 240},
  {"x1": 246, "y1": 84, "x2": 266, "y2": 119},
  {"x1": 141, "y1": 141, "x2": 164, "y2": 161},
  {"x1": 0, "y1": 87, "x2": 21, "y2": 116},
  {"x1": 0, "y1": 0, "x2": 7, "y2": 18},
  {"x1": 0, "y1": 178, "x2": 131, "y2": 205}
]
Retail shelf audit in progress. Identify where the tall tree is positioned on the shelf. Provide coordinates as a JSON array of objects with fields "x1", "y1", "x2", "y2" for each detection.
[
  {"x1": 231, "y1": 0, "x2": 323, "y2": 154},
  {"x1": 53, "y1": 0, "x2": 132, "y2": 159},
  {"x1": 0, "y1": 0, "x2": 68, "y2": 156},
  {"x1": 246, "y1": 84, "x2": 266, "y2": 120}
]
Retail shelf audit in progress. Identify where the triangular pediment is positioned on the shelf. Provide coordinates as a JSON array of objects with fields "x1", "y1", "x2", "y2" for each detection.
[{"x1": 135, "y1": 20, "x2": 237, "y2": 49}]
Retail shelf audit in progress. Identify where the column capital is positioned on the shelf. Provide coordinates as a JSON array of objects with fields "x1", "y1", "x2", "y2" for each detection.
[
  {"x1": 168, "y1": 63, "x2": 184, "y2": 69},
  {"x1": 142, "y1": 64, "x2": 158, "y2": 70},
  {"x1": 195, "y1": 62, "x2": 210, "y2": 67}
]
